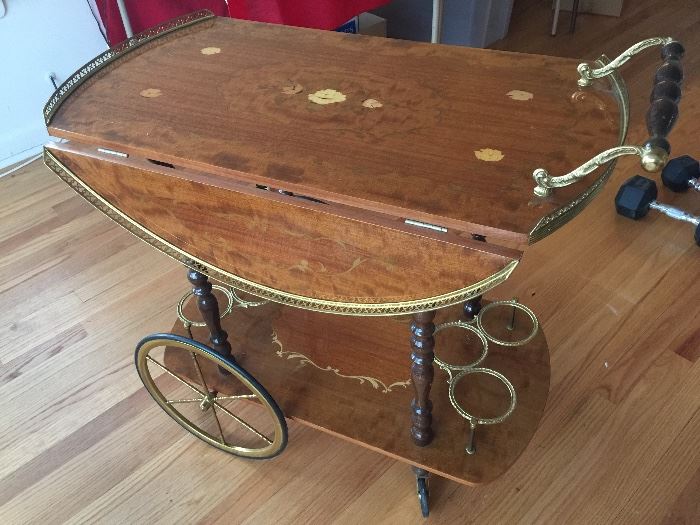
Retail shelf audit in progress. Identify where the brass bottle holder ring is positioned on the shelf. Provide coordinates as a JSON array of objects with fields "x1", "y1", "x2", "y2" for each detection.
[
  {"x1": 476, "y1": 299, "x2": 539, "y2": 347},
  {"x1": 177, "y1": 285, "x2": 235, "y2": 328},
  {"x1": 434, "y1": 299, "x2": 538, "y2": 455},
  {"x1": 177, "y1": 286, "x2": 269, "y2": 328}
]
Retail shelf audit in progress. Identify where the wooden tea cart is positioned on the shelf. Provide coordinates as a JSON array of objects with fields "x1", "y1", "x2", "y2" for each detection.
[{"x1": 42, "y1": 11, "x2": 683, "y2": 516}]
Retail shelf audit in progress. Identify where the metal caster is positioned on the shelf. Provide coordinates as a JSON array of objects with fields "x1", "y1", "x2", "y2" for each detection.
[
  {"x1": 413, "y1": 467, "x2": 430, "y2": 518},
  {"x1": 135, "y1": 333, "x2": 287, "y2": 459}
]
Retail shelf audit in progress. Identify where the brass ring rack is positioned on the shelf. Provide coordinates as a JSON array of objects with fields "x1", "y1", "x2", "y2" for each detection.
[
  {"x1": 177, "y1": 285, "x2": 235, "y2": 328},
  {"x1": 434, "y1": 299, "x2": 539, "y2": 454},
  {"x1": 476, "y1": 299, "x2": 539, "y2": 347},
  {"x1": 177, "y1": 286, "x2": 269, "y2": 329}
]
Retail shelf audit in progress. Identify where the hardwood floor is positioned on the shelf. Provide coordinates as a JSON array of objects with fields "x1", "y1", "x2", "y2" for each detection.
[{"x1": 1, "y1": 1, "x2": 699, "y2": 523}]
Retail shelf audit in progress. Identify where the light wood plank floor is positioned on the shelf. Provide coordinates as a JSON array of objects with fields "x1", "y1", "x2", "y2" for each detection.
[{"x1": 2, "y1": 1, "x2": 699, "y2": 523}]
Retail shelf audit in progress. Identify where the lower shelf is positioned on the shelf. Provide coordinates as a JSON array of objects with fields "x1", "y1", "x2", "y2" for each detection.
[{"x1": 166, "y1": 299, "x2": 551, "y2": 485}]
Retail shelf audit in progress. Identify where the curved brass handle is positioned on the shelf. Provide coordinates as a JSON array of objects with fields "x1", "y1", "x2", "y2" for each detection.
[
  {"x1": 533, "y1": 38, "x2": 684, "y2": 197},
  {"x1": 576, "y1": 37, "x2": 676, "y2": 86},
  {"x1": 533, "y1": 146, "x2": 643, "y2": 197}
]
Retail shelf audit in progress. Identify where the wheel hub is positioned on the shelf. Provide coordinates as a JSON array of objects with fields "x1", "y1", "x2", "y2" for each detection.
[{"x1": 199, "y1": 392, "x2": 215, "y2": 411}]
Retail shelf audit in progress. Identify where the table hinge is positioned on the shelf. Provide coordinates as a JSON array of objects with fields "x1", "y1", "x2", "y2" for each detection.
[
  {"x1": 404, "y1": 219, "x2": 447, "y2": 233},
  {"x1": 97, "y1": 148, "x2": 129, "y2": 158}
]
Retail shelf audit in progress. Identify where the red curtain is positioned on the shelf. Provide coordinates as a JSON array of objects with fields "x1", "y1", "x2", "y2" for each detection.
[
  {"x1": 227, "y1": 0, "x2": 390, "y2": 30},
  {"x1": 96, "y1": 0, "x2": 391, "y2": 46}
]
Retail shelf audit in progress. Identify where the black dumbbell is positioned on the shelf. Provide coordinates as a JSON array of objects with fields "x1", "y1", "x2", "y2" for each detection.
[
  {"x1": 661, "y1": 155, "x2": 700, "y2": 193},
  {"x1": 615, "y1": 174, "x2": 700, "y2": 245}
]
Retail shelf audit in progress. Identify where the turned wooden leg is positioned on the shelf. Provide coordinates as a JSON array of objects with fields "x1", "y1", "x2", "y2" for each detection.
[
  {"x1": 410, "y1": 310, "x2": 436, "y2": 446},
  {"x1": 463, "y1": 295, "x2": 482, "y2": 320},
  {"x1": 186, "y1": 269, "x2": 233, "y2": 361}
]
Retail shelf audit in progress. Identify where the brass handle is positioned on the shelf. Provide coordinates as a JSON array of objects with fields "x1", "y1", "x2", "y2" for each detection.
[
  {"x1": 533, "y1": 37, "x2": 684, "y2": 197},
  {"x1": 641, "y1": 41, "x2": 685, "y2": 172}
]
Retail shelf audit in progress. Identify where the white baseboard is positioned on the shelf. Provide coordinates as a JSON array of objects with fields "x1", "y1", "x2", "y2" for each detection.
[{"x1": 0, "y1": 144, "x2": 44, "y2": 176}]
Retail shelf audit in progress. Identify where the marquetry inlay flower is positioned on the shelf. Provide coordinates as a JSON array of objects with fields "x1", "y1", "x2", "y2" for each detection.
[
  {"x1": 506, "y1": 90, "x2": 534, "y2": 101},
  {"x1": 474, "y1": 148, "x2": 505, "y2": 162},
  {"x1": 308, "y1": 89, "x2": 347, "y2": 105},
  {"x1": 139, "y1": 88, "x2": 162, "y2": 98},
  {"x1": 362, "y1": 98, "x2": 383, "y2": 109}
]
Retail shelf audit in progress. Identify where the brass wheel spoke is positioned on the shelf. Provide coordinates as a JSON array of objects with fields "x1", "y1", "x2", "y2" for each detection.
[
  {"x1": 146, "y1": 356, "x2": 206, "y2": 397},
  {"x1": 166, "y1": 398, "x2": 204, "y2": 405},
  {"x1": 138, "y1": 337, "x2": 287, "y2": 458},
  {"x1": 210, "y1": 405, "x2": 228, "y2": 446},
  {"x1": 167, "y1": 397, "x2": 205, "y2": 405},
  {"x1": 213, "y1": 401, "x2": 273, "y2": 444},
  {"x1": 214, "y1": 394, "x2": 258, "y2": 401},
  {"x1": 190, "y1": 353, "x2": 211, "y2": 393}
]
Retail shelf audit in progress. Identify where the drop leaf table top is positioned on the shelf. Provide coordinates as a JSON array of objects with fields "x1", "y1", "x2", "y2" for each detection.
[{"x1": 43, "y1": 11, "x2": 625, "y2": 313}]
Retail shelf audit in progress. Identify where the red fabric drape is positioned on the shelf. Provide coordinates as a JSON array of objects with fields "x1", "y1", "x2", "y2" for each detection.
[
  {"x1": 227, "y1": 0, "x2": 390, "y2": 30},
  {"x1": 96, "y1": 0, "x2": 391, "y2": 46}
]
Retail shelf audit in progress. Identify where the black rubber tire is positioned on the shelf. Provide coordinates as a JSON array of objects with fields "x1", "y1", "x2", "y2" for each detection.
[
  {"x1": 417, "y1": 477, "x2": 430, "y2": 518},
  {"x1": 135, "y1": 332, "x2": 288, "y2": 459}
]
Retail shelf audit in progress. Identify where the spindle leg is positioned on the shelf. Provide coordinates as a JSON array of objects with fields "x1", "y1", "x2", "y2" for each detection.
[
  {"x1": 186, "y1": 269, "x2": 233, "y2": 361},
  {"x1": 410, "y1": 310, "x2": 436, "y2": 446}
]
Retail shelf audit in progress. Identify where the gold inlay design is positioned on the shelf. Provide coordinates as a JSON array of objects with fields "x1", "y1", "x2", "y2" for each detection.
[
  {"x1": 200, "y1": 47, "x2": 221, "y2": 55},
  {"x1": 506, "y1": 90, "x2": 533, "y2": 101},
  {"x1": 308, "y1": 89, "x2": 347, "y2": 105},
  {"x1": 140, "y1": 88, "x2": 162, "y2": 98},
  {"x1": 271, "y1": 332, "x2": 411, "y2": 394},
  {"x1": 362, "y1": 98, "x2": 383, "y2": 109},
  {"x1": 474, "y1": 148, "x2": 504, "y2": 162}
]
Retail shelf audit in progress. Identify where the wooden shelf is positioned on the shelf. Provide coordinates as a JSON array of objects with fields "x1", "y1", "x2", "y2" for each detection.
[{"x1": 166, "y1": 299, "x2": 551, "y2": 485}]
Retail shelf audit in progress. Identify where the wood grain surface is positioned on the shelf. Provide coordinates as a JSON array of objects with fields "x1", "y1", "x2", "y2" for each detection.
[
  {"x1": 2, "y1": 0, "x2": 700, "y2": 522},
  {"x1": 48, "y1": 16, "x2": 621, "y2": 246},
  {"x1": 162, "y1": 299, "x2": 550, "y2": 485},
  {"x1": 48, "y1": 143, "x2": 517, "y2": 306}
]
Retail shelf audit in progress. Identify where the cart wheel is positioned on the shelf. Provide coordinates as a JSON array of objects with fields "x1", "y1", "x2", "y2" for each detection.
[
  {"x1": 417, "y1": 477, "x2": 430, "y2": 518},
  {"x1": 135, "y1": 333, "x2": 287, "y2": 459},
  {"x1": 413, "y1": 467, "x2": 430, "y2": 518}
]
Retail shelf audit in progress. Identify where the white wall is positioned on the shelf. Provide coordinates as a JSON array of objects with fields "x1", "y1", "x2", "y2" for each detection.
[{"x1": 0, "y1": 0, "x2": 108, "y2": 169}]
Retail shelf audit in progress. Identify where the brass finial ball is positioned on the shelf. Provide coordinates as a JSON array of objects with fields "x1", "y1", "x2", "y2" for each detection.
[{"x1": 641, "y1": 147, "x2": 669, "y2": 173}]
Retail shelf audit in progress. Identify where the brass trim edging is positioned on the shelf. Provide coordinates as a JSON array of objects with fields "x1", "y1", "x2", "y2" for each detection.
[
  {"x1": 44, "y1": 148, "x2": 518, "y2": 316},
  {"x1": 528, "y1": 55, "x2": 629, "y2": 244},
  {"x1": 43, "y1": 10, "x2": 215, "y2": 125}
]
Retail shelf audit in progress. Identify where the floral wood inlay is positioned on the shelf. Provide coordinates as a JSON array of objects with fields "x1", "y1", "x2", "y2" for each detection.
[
  {"x1": 506, "y1": 90, "x2": 534, "y2": 101},
  {"x1": 308, "y1": 89, "x2": 347, "y2": 105},
  {"x1": 271, "y1": 332, "x2": 410, "y2": 394},
  {"x1": 474, "y1": 148, "x2": 504, "y2": 162},
  {"x1": 140, "y1": 88, "x2": 162, "y2": 98}
]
